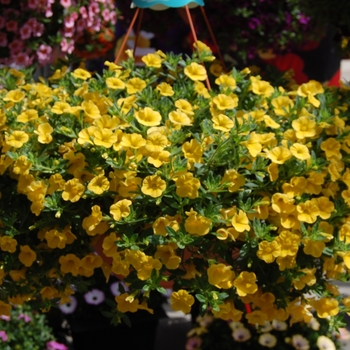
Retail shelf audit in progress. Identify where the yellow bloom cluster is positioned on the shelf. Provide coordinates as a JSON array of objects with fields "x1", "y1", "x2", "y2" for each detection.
[{"x1": 1, "y1": 45, "x2": 350, "y2": 327}]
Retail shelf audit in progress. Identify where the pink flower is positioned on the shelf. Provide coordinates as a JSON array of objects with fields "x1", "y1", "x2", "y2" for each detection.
[
  {"x1": 63, "y1": 26, "x2": 75, "y2": 38},
  {"x1": 37, "y1": 44, "x2": 53, "y2": 65},
  {"x1": 46, "y1": 340, "x2": 68, "y2": 350},
  {"x1": 0, "y1": 32, "x2": 7, "y2": 47},
  {"x1": 20, "y1": 24, "x2": 32, "y2": 40},
  {"x1": 89, "y1": 1, "x2": 100, "y2": 14},
  {"x1": 60, "y1": 38, "x2": 75, "y2": 54},
  {"x1": 79, "y1": 6, "x2": 88, "y2": 19},
  {"x1": 102, "y1": 8, "x2": 111, "y2": 21},
  {"x1": 32, "y1": 21, "x2": 44, "y2": 37},
  {"x1": 76, "y1": 18, "x2": 86, "y2": 33},
  {"x1": 0, "y1": 331, "x2": 8, "y2": 342},
  {"x1": 27, "y1": 0, "x2": 40, "y2": 9},
  {"x1": 18, "y1": 313, "x2": 32, "y2": 323},
  {"x1": 60, "y1": 0, "x2": 71, "y2": 8},
  {"x1": 64, "y1": 15, "x2": 75, "y2": 29},
  {"x1": 9, "y1": 39, "x2": 25, "y2": 55},
  {"x1": 12, "y1": 52, "x2": 34, "y2": 67},
  {"x1": 0, "y1": 16, "x2": 5, "y2": 29},
  {"x1": 0, "y1": 315, "x2": 10, "y2": 321},
  {"x1": 6, "y1": 20, "x2": 18, "y2": 33}
]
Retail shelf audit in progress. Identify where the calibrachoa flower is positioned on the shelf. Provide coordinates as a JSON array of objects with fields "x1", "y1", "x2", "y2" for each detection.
[{"x1": 1, "y1": 42, "x2": 350, "y2": 333}]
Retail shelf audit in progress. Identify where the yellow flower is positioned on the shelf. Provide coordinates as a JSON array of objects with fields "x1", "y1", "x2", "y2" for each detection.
[
  {"x1": 293, "y1": 268, "x2": 316, "y2": 290},
  {"x1": 182, "y1": 139, "x2": 203, "y2": 164},
  {"x1": 0, "y1": 301, "x2": 12, "y2": 317},
  {"x1": 290, "y1": 143, "x2": 310, "y2": 160},
  {"x1": 212, "y1": 301, "x2": 243, "y2": 321},
  {"x1": 212, "y1": 114, "x2": 234, "y2": 132},
  {"x1": 88, "y1": 174, "x2": 110, "y2": 195},
  {"x1": 310, "y1": 297, "x2": 339, "y2": 318},
  {"x1": 135, "y1": 107, "x2": 162, "y2": 126},
  {"x1": 271, "y1": 193, "x2": 295, "y2": 214},
  {"x1": 71, "y1": 68, "x2": 91, "y2": 80},
  {"x1": 154, "y1": 244, "x2": 181, "y2": 269},
  {"x1": 141, "y1": 53, "x2": 162, "y2": 68},
  {"x1": 174, "y1": 172, "x2": 201, "y2": 199},
  {"x1": 215, "y1": 75, "x2": 236, "y2": 90},
  {"x1": 170, "y1": 289, "x2": 195, "y2": 314},
  {"x1": 93, "y1": 128, "x2": 120, "y2": 148},
  {"x1": 266, "y1": 146, "x2": 292, "y2": 164},
  {"x1": 184, "y1": 62, "x2": 207, "y2": 81},
  {"x1": 250, "y1": 76, "x2": 274, "y2": 97},
  {"x1": 4, "y1": 89, "x2": 25, "y2": 102},
  {"x1": 233, "y1": 271, "x2": 258, "y2": 296},
  {"x1": 35, "y1": 122, "x2": 54, "y2": 144},
  {"x1": 147, "y1": 150, "x2": 171, "y2": 167},
  {"x1": 51, "y1": 101, "x2": 70, "y2": 114},
  {"x1": 62, "y1": 178, "x2": 85, "y2": 202},
  {"x1": 292, "y1": 116, "x2": 317, "y2": 139},
  {"x1": 81, "y1": 100, "x2": 101, "y2": 120},
  {"x1": 110, "y1": 199, "x2": 132, "y2": 221},
  {"x1": 271, "y1": 96, "x2": 294, "y2": 116},
  {"x1": 257, "y1": 240, "x2": 281, "y2": 263},
  {"x1": 126, "y1": 77, "x2": 147, "y2": 94},
  {"x1": 275, "y1": 230, "x2": 300, "y2": 258},
  {"x1": 141, "y1": 175, "x2": 166, "y2": 198},
  {"x1": 121, "y1": 133, "x2": 146, "y2": 149},
  {"x1": 0, "y1": 236, "x2": 18, "y2": 253},
  {"x1": 18, "y1": 245, "x2": 37, "y2": 267},
  {"x1": 175, "y1": 99, "x2": 194, "y2": 115},
  {"x1": 136, "y1": 255, "x2": 162, "y2": 280},
  {"x1": 184, "y1": 209, "x2": 212, "y2": 236},
  {"x1": 115, "y1": 293, "x2": 140, "y2": 313},
  {"x1": 303, "y1": 239, "x2": 325, "y2": 258},
  {"x1": 321, "y1": 138, "x2": 342, "y2": 160},
  {"x1": 59, "y1": 254, "x2": 81, "y2": 276},
  {"x1": 297, "y1": 80, "x2": 324, "y2": 108},
  {"x1": 106, "y1": 77, "x2": 125, "y2": 90},
  {"x1": 297, "y1": 200, "x2": 320, "y2": 223},
  {"x1": 221, "y1": 169, "x2": 246, "y2": 192},
  {"x1": 168, "y1": 109, "x2": 192, "y2": 126},
  {"x1": 212, "y1": 93, "x2": 238, "y2": 110},
  {"x1": 245, "y1": 310, "x2": 268, "y2": 326},
  {"x1": 17, "y1": 109, "x2": 39, "y2": 123},
  {"x1": 5, "y1": 130, "x2": 29, "y2": 148},
  {"x1": 207, "y1": 263, "x2": 235, "y2": 289},
  {"x1": 145, "y1": 132, "x2": 168, "y2": 153},
  {"x1": 156, "y1": 82, "x2": 174, "y2": 96},
  {"x1": 315, "y1": 197, "x2": 334, "y2": 219},
  {"x1": 231, "y1": 210, "x2": 250, "y2": 232},
  {"x1": 194, "y1": 81, "x2": 210, "y2": 98}
]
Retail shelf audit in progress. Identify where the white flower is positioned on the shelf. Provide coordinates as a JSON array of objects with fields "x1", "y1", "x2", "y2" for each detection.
[
  {"x1": 258, "y1": 333, "x2": 277, "y2": 348},
  {"x1": 316, "y1": 336, "x2": 336, "y2": 350},
  {"x1": 84, "y1": 289, "x2": 105, "y2": 305},
  {"x1": 229, "y1": 321, "x2": 245, "y2": 330},
  {"x1": 110, "y1": 281, "x2": 129, "y2": 296},
  {"x1": 260, "y1": 321, "x2": 273, "y2": 333},
  {"x1": 232, "y1": 327, "x2": 251, "y2": 342},
  {"x1": 272, "y1": 319, "x2": 288, "y2": 331},
  {"x1": 308, "y1": 317, "x2": 320, "y2": 331},
  {"x1": 59, "y1": 296, "x2": 77, "y2": 314},
  {"x1": 292, "y1": 334, "x2": 310, "y2": 350}
]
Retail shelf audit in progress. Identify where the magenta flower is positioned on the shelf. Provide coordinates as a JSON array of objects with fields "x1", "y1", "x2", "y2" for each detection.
[
  {"x1": 0, "y1": 331, "x2": 8, "y2": 342},
  {"x1": 46, "y1": 340, "x2": 68, "y2": 350},
  {"x1": 20, "y1": 24, "x2": 32, "y2": 40},
  {"x1": 60, "y1": 0, "x2": 71, "y2": 8}
]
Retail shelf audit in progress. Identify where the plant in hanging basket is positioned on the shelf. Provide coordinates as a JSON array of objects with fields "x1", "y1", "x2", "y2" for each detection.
[{"x1": 1, "y1": 43, "x2": 350, "y2": 328}]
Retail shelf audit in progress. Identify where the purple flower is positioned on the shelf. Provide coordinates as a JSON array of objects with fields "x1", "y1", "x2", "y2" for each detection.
[
  {"x1": 110, "y1": 281, "x2": 129, "y2": 296},
  {"x1": 59, "y1": 296, "x2": 77, "y2": 314},
  {"x1": 0, "y1": 331, "x2": 8, "y2": 342},
  {"x1": 84, "y1": 289, "x2": 105, "y2": 305},
  {"x1": 46, "y1": 340, "x2": 68, "y2": 350}
]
